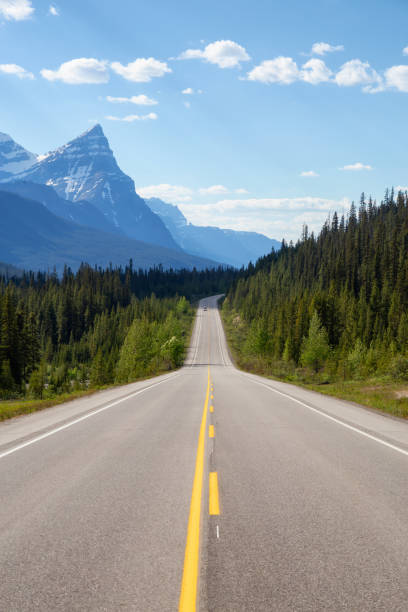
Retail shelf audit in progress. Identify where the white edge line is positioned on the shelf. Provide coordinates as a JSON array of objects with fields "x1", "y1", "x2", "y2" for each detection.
[
  {"x1": 0, "y1": 373, "x2": 180, "y2": 460},
  {"x1": 242, "y1": 374, "x2": 408, "y2": 458}
]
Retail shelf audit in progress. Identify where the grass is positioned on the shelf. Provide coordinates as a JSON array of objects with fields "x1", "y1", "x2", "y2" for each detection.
[
  {"x1": 0, "y1": 389, "x2": 98, "y2": 422},
  {"x1": 221, "y1": 308, "x2": 408, "y2": 420}
]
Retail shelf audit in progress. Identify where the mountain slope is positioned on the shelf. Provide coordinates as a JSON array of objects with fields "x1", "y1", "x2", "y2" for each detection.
[
  {"x1": 0, "y1": 191, "x2": 218, "y2": 273},
  {"x1": 146, "y1": 197, "x2": 280, "y2": 267},
  {"x1": 10, "y1": 125, "x2": 179, "y2": 250},
  {"x1": 0, "y1": 132, "x2": 37, "y2": 180},
  {"x1": 1, "y1": 181, "x2": 120, "y2": 234}
]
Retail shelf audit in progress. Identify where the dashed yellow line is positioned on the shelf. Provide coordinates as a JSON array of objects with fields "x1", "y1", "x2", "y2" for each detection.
[
  {"x1": 209, "y1": 472, "x2": 220, "y2": 515},
  {"x1": 210, "y1": 405, "x2": 214, "y2": 413},
  {"x1": 209, "y1": 424, "x2": 215, "y2": 438},
  {"x1": 211, "y1": 394, "x2": 214, "y2": 400},
  {"x1": 179, "y1": 368, "x2": 211, "y2": 612}
]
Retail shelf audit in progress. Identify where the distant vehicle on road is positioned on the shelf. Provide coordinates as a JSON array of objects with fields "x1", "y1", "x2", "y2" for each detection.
[{"x1": 203, "y1": 306, "x2": 207, "y2": 311}]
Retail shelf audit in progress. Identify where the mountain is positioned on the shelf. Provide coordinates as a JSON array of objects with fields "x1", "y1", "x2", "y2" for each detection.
[
  {"x1": 0, "y1": 261, "x2": 22, "y2": 278},
  {"x1": 9, "y1": 125, "x2": 179, "y2": 250},
  {"x1": 1, "y1": 181, "x2": 119, "y2": 234},
  {"x1": 146, "y1": 197, "x2": 280, "y2": 267},
  {"x1": 0, "y1": 191, "x2": 218, "y2": 273},
  {"x1": 0, "y1": 132, "x2": 37, "y2": 180}
]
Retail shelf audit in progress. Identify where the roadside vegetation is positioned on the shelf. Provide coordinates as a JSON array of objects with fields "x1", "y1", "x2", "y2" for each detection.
[
  {"x1": 0, "y1": 263, "x2": 236, "y2": 420},
  {"x1": 223, "y1": 190, "x2": 408, "y2": 419}
]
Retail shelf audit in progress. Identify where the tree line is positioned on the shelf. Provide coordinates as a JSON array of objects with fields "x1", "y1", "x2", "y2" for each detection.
[
  {"x1": 223, "y1": 190, "x2": 408, "y2": 382},
  {"x1": 0, "y1": 263, "x2": 237, "y2": 399}
]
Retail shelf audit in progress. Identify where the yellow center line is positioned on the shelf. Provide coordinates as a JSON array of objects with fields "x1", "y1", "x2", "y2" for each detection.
[
  {"x1": 211, "y1": 394, "x2": 214, "y2": 400},
  {"x1": 209, "y1": 424, "x2": 215, "y2": 438},
  {"x1": 209, "y1": 472, "x2": 220, "y2": 515},
  {"x1": 210, "y1": 405, "x2": 214, "y2": 413},
  {"x1": 179, "y1": 367, "x2": 211, "y2": 612}
]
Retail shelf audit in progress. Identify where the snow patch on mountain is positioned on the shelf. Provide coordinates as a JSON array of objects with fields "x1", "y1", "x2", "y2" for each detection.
[{"x1": 0, "y1": 132, "x2": 37, "y2": 179}]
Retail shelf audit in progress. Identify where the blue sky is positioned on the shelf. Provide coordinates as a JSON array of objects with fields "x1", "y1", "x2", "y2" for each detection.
[{"x1": 1, "y1": 0, "x2": 408, "y2": 241}]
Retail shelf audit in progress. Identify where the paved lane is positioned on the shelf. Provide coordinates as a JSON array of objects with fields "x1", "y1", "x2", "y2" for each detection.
[{"x1": 2, "y1": 296, "x2": 408, "y2": 610}]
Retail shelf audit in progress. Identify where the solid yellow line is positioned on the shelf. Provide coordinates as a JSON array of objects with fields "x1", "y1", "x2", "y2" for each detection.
[
  {"x1": 209, "y1": 425, "x2": 215, "y2": 438},
  {"x1": 179, "y1": 367, "x2": 210, "y2": 612},
  {"x1": 209, "y1": 472, "x2": 220, "y2": 515},
  {"x1": 209, "y1": 405, "x2": 214, "y2": 413}
]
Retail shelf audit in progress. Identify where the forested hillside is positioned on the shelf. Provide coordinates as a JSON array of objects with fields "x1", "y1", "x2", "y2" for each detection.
[
  {"x1": 223, "y1": 190, "x2": 408, "y2": 393},
  {"x1": 0, "y1": 263, "x2": 236, "y2": 413}
]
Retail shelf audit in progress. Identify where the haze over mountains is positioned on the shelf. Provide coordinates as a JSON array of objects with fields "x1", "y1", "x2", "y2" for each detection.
[
  {"x1": 146, "y1": 197, "x2": 280, "y2": 268},
  {"x1": 0, "y1": 125, "x2": 279, "y2": 272}
]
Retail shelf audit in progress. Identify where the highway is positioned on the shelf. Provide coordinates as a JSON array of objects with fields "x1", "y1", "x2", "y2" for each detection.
[{"x1": 2, "y1": 295, "x2": 408, "y2": 610}]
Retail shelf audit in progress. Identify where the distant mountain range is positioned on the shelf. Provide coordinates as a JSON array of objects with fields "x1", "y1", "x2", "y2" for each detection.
[
  {"x1": 0, "y1": 191, "x2": 216, "y2": 273},
  {"x1": 0, "y1": 125, "x2": 279, "y2": 272},
  {"x1": 146, "y1": 197, "x2": 280, "y2": 268}
]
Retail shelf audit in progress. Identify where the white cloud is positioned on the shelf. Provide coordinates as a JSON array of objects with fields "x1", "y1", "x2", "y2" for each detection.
[
  {"x1": 403, "y1": 47, "x2": 408, "y2": 56},
  {"x1": 182, "y1": 87, "x2": 194, "y2": 94},
  {"x1": 340, "y1": 162, "x2": 372, "y2": 171},
  {"x1": 41, "y1": 58, "x2": 109, "y2": 84},
  {"x1": 300, "y1": 58, "x2": 332, "y2": 84},
  {"x1": 248, "y1": 56, "x2": 331, "y2": 85},
  {"x1": 111, "y1": 57, "x2": 171, "y2": 82},
  {"x1": 199, "y1": 185, "x2": 229, "y2": 195},
  {"x1": 235, "y1": 188, "x2": 249, "y2": 194},
  {"x1": 178, "y1": 196, "x2": 350, "y2": 240},
  {"x1": 49, "y1": 4, "x2": 58, "y2": 16},
  {"x1": 300, "y1": 170, "x2": 319, "y2": 177},
  {"x1": 105, "y1": 112, "x2": 157, "y2": 122},
  {"x1": 106, "y1": 94, "x2": 157, "y2": 105},
  {"x1": 0, "y1": 0, "x2": 33, "y2": 20},
  {"x1": 385, "y1": 65, "x2": 408, "y2": 92},
  {"x1": 396, "y1": 185, "x2": 408, "y2": 192},
  {"x1": 335, "y1": 59, "x2": 383, "y2": 92},
  {"x1": 311, "y1": 42, "x2": 344, "y2": 56},
  {"x1": 248, "y1": 56, "x2": 300, "y2": 84},
  {"x1": 0, "y1": 63, "x2": 34, "y2": 79},
  {"x1": 137, "y1": 184, "x2": 193, "y2": 203},
  {"x1": 178, "y1": 40, "x2": 250, "y2": 68}
]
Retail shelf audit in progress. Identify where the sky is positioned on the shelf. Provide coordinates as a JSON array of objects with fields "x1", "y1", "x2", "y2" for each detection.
[{"x1": 1, "y1": 0, "x2": 408, "y2": 241}]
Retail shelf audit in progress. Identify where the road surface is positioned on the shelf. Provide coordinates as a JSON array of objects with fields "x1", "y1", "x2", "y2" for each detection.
[{"x1": 1, "y1": 296, "x2": 408, "y2": 611}]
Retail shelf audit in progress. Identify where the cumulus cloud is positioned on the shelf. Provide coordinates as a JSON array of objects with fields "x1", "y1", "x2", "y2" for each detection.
[
  {"x1": 248, "y1": 56, "x2": 332, "y2": 85},
  {"x1": 105, "y1": 112, "x2": 157, "y2": 122},
  {"x1": 111, "y1": 58, "x2": 171, "y2": 82},
  {"x1": 248, "y1": 56, "x2": 300, "y2": 84},
  {"x1": 300, "y1": 170, "x2": 319, "y2": 177},
  {"x1": 335, "y1": 59, "x2": 383, "y2": 92},
  {"x1": 49, "y1": 4, "x2": 58, "y2": 16},
  {"x1": 235, "y1": 188, "x2": 249, "y2": 194},
  {"x1": 106, "y1": 94, "x2": 157, "y2": 105},
  {"x1": 0, "y1": 63, "x2": 34, "y2": 79},
  {"x1": 385, "y1": 65, "x2": 408, "y2": 92},
  {"x1": 403, "y1": 47, "x2": 408, "y2": 56},
  {"x1": 340, "y1": 162, "x2": 372, "y2": 171},
  {"x1": 311, "y1": 42, "x2": 344, "y2": 56},
  {"x1": 199, "y1": 185, "x2": 229, "y2": 195},
  {"x1": 137, "y1": 184, "x2": 193, "y2": 203},
  {"x1": 300, "y1": 58, "x2": 332, "y2": 84},
  {"x1": 41, "y1": 58, "x2": 109, "y2": 84},
  {"x1": 182, "y1": 87, "x2": 194, "y2": 94},
  {"x1": 178, "y1": 40, "x2": 250, "y2": 68},
  {"x1": 0, "y1": 0, "x2": 33, "y2": 20}
]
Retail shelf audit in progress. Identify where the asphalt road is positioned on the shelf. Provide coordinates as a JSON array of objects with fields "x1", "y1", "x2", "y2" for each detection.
[{"x1": 2, "y1": 296, "x2": 408, "y2": 610}]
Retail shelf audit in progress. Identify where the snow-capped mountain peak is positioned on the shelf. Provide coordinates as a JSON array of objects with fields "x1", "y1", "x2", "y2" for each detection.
[
  {"x1": 3, "y1": 124, "x2": 180, "y2": 250},
  {"x1": 0, "y1": 132, "x2": 37, "y2": 180}
]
